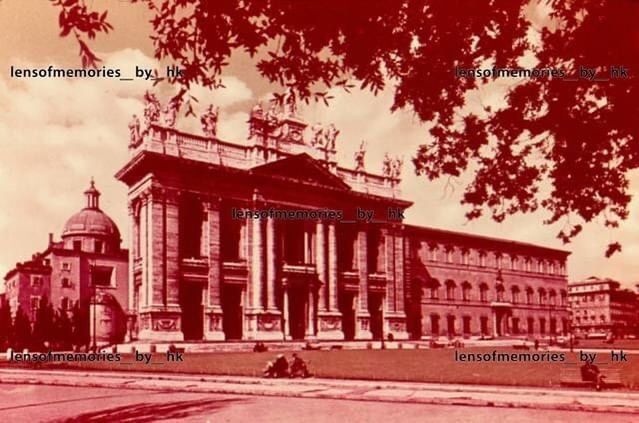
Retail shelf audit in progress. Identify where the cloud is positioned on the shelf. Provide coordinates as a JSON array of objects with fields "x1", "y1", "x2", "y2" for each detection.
[{"x1": 1, "y1": 48, "x2": 638, "y2": 291}]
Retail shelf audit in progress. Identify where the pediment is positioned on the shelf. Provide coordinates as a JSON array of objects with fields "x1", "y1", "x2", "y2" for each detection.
[{"x1": 250, "y1": 154, "x2": 351, "y2": 191}]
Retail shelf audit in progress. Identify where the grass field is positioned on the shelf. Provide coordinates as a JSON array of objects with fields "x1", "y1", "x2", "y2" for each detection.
[
  {"x1": 575, "y1": 339, "x2": 639, "y2": 350},
  {"x1": 5, "y1": 347, "x2": 639, "y2": 390}
]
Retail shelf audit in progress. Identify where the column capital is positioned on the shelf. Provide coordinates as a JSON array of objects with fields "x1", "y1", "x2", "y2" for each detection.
[{"x1": 202, "y1": 195, "x2": 222, "y2": 211}]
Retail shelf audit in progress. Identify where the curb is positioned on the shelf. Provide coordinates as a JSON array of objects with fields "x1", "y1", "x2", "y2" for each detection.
[{"x1": 1, "y1": 371, "x2": 639, "y2": 414}]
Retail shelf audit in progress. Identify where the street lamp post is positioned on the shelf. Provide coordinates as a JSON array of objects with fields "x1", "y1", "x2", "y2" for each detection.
[{"x1": 89, "y1": 262, "x2": 97, "y2": 353}]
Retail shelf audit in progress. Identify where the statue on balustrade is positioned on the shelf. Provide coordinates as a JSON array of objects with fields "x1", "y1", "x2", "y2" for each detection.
[
  {"x1": 391, "y1": 156, "x2": 404, "y2": 179},
  {"x1": 143, "y1": 91, "x2": 161, "y2": 129},
  {"x1": 354, "y1": 141, "x2": 366, "y2": 171},
  {"x1": 382, "y1": 153, "x2": 392, "y2": 177},
  {"x1": 310, "y1": 123, "x2": 324, "y2": 147},
  {"x1": 200, "y1": 104, "x2": 220, "y2": 138},
  {"x1": 324, "y1": 123, "x2": 339, "y2": 150},
  {"x1": 248, "y1": 102, "x2": 263, "y2": 139},
  {"x1": 128, "y1": 114, "x2": 141, "y2": 147},
  {"x1": 162, "y1": 97, "x2": 181, "y2": 128}
]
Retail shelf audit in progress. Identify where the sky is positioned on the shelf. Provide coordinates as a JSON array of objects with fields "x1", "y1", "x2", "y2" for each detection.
[{"x1": 1, "y1": 0, "x2": 638, "y2": 290}]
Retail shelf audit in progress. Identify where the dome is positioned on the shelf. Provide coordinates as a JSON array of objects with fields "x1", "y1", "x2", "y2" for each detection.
[
  {"x1": 62, "y1": 208, "x2": 120, "y2": 239},
  {"x1": 61, "y1": 180, "x2": 121, "y2": 240}
]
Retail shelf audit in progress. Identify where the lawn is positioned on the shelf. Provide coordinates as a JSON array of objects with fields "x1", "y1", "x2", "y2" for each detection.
[
  {"x1": 5, "y1": 347, "x2": 639, "y2": 390},
  {"x1": 574, "y1": 339, "x2": 639, "y2": 350}
]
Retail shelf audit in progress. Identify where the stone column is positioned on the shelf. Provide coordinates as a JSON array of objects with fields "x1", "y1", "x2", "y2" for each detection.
[
  {"x1": 127, "y1": 202, "x2": 136, "y2": 313},
  {"x1": 251, "y1": 217, "x2": 264, "y2": 311},
  {"x1": 266, "y1": 217, "x2": 277, "y2": 311},
  {"x1": 126, "y1": 202, "x2": 136, "y2": 342},
  {"x1": 306, "y1": 287, "x2": 316, "y2": 338},
  {"x1": 254, "y1": 215, "x2": 282, "y2": 340},
  {"x1": 282, "y1": 279, "x2": 290, "y2": 339},
  {"x1": 137, "y1": 186, "x2": 183, "y2": 342},
  {"x1": 356, "y1": 227, "x2": 372, "y2": 339},
  {"x1": 204, "y1": 198, "x2": 224, "y2": 340},
  {"x1": 315, "y1": 221, "x2": 327, "y2": 311},
  {"x1": 327, "y1": 222, "x2": 338, "y2": 311},
  {"x1": 164, "y1": 191, "x2": 180, "y2": 307},
  {"x1": 317, "y1": 221, "x2": 343, "y2": 340}
]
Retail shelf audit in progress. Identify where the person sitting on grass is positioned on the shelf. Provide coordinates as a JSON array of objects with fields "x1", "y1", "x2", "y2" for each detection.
[
  {"x1": 580, "y1": 361, "x2": 605, "y2": 391},
  {"x1": 272, "y1": 354, "x2": 289, "y2": 378},
  {"x1": 290, "y1": 353, "x2": 311, "y2": 378}
]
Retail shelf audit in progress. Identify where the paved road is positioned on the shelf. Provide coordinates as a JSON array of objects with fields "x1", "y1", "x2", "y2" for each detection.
[
  {"x1": 2, "y1": 368, "x2": 639, "y2": 414},
  {"x1": 0, "y1": 383, "x2": 635, "y2": 423}
]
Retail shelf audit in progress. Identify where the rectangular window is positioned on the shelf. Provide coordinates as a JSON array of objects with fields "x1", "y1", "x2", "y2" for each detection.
[
  {"x1": 429, "y1": 247, "x2": 438, "y2": 262},
  {"x1": 61, "y1": 297, "x2": 70, "y2": 311},
  {"x1": 480, "y1": 287, "x2": 488, "y2": 302},
  {"x1": 30, "y1": 296, "x2": 41, "y2": 314},
  {"x1": 430, "y1": 287, "x2": 439, "y2": 300},
  {"x1": 92, "y1": 265, "x2": 114, "y2": 287},
  {"x1": 462, "y1": 286, "x2": 470, "y2": 301},
  {"x1": 73, "y1": 240, "x2": 82, "y2": 251},
  {"x1": 61, "y1": 278, "x2": 72, "y2": 288},
  {"x1": 446, "y1": 249, "x2": 453, "y2": 264},
  {"x1": 94, "y1": 240, "x2": 103, "y2": 253},
  {"x1": 31, "y1": 276, "x2": 42, "y2": 287},
  {"x1": 446, "y1": 286, "x2": 455, "y2": 300},
  {"x1": 62, "y1": 262, "x2": 71, "y2": 271}
]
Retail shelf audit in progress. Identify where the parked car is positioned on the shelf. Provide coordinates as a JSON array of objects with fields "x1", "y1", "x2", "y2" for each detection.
[{"x1": 585, "y1": 332, "x2": 607, "y2": 340}]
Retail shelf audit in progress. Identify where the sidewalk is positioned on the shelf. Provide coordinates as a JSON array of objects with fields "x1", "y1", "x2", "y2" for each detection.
[{"x1": 1, "y1": 368, "x2": 639, "y2": 414}]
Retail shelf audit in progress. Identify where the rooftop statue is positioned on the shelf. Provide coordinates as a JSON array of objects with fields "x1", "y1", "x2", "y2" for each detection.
[
  {"x1": 382, "y1": 153, "x2": 392, "y2": 177},
  {"x1": 354, "y1": 141, "x2": 366, "y2": 171},
  {"x1": 128, "y1": 114, "x2": 141, "y2": 147},
  {"x1": 200, "y1": 104, "x2": 220, "y2": 137},
  {"x1": 162, "y1": 98, "x2": 180, "y2": 128},
  {"x1": 143, "y1": 91, "x2": 161, "y2": 128},
  {"x1": 391, "y1": 156, "x2": 404, "y2": 179},
  {"x1": 324, "y1": 123, "x2": 339, "y2": 150}
]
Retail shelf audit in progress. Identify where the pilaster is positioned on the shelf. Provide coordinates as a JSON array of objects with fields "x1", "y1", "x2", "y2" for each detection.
[
  {"x1": 204, "y1": 197, "x2": 224, "y2": 340},
  {"x1": 356, "y1": 227, "x2": 372, "y2": 339}
]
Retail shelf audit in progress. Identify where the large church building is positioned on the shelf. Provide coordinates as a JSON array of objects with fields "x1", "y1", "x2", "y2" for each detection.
[{"x1": 116, "y1": 101, "x2": 570, "y2": 342}]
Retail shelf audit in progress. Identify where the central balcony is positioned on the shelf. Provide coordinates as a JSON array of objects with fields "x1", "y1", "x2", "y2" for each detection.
[
  {"x1": 180, "y1": 257, "x2": 209, "y2": 282},
  {"x1": 339, "y1": 271, "x2": 360, "y2": 291},
  {"x1": 223, "y1": 260, "x2": 248, "y2": 285}
]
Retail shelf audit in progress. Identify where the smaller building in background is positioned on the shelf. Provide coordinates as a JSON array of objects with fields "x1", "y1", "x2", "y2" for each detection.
[
  {"x1": 3, "y1": 181, "x2": 129, "y2": 346},
  {"x1": 569, "y1": 276, "x2": 639, "y2": 338}
]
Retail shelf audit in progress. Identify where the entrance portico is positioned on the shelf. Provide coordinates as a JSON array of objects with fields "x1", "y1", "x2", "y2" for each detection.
[{"x1": 117, "y1": 103, "x2": 411, "y2": 342}]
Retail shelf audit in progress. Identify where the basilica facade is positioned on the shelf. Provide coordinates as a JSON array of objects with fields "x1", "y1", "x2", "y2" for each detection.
[{"x1": 117, "y1": 99, "x2": 570, "y2": 342}]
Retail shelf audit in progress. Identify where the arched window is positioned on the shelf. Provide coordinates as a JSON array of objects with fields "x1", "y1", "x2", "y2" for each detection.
[
  {"x1": 560, "y1": 290, "x2": 567, "y2": 306},
  {"x1": 479, "y1": 252, "x2": 486, "y2": 267},
  {"x1": 461, "y1": 281, "x2": 472, "y2": 301},
  {"x1": 446, "y1": 247, "x2": 454, "y2": 264},
  {"x1": 549, "y1": 289, "x2": 557, "y2": 306},
  {"x1": 445, "y1": 279, "x2": 456, "y2": 300},
  {"x1": 429, "y1": 244, "x2": 438, "y2": 261},
  {"x1": 525, "y1": 287, "x2": 534, "y2": 304},
  {"x1": 511, "y1": 286, "x2": 520, "y2": 303},
  {"x1": 461, "y1": 249, "x2": 470, "y2": 265},
  {"x1": 538, "y1": 288, "x2": 547, "y2": 305},
  {"x1": 428, "y1": 279, "x2": 441, "y2": 300},
  {"x1": 479, "y1": 283, "x2": 489, "y2": 302},
  {"x1": 496, "y1": 284, "x2": 505, "y2": 302}
]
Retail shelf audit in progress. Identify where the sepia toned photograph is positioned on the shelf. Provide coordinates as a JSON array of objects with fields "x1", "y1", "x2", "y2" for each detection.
[{"x1": 0, "y1": 1, "x2": 638, "y2": 421}]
